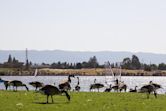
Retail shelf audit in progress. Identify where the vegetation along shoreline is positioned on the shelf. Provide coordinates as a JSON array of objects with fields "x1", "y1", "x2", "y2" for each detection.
[{"x1": 1, "y1": 54, "x2": 166, "y2": 76}]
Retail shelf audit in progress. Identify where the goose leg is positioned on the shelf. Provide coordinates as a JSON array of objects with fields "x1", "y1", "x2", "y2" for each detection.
[
  {"x1": 47, "y1": 95, "x2": 49, "y2": 103},
  {"x1": 51, "y1": 95, "x2": 54, "y2": 103},
  {"x1": 147, "y1": 92, "x2": 150, "y2": 99},
  {"x1": 154, "y1": 91, "x2": 157, "y2": 98},
  {"x1": 5, "y1": 83, "x2": 8, "y2": 90},
  {"x1": 120, "y1": 89, "x2": 122, "y2": 92}
]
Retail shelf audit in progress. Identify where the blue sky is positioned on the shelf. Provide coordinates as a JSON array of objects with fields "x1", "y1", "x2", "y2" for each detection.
[{"x1": 0, "y1": 0, "x2": 166, "y2": 53}]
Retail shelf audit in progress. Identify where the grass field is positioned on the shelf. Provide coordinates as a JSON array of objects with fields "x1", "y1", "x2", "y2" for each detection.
[{"x1": 0, "y1": 91, "x2": 166, "y2": 111}]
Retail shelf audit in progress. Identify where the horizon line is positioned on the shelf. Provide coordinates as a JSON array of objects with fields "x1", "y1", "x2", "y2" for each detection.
[{"x1": 0, "y1": 49, "x2": 166, "y2": 55}]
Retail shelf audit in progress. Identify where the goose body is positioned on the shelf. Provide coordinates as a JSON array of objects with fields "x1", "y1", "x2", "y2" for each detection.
[
  {"x1": 40, "y1": 85, "x2": 70, "y2": 103},
  {"x1": 111, "y1": 85, "x2": 119, "y2": 92},
  {"x1": 8, "y1": 80, "x2": 29, "y2": 91},
  {"x1": 140, "y1": 81, "x2": 161, "y2": 98},
  {"x1": 59, "y1": 75, "x2": 75, "y2": 91},
  {"x1": 104, "y1": 84, "x2": 112, "y2": 92},
  {"x1": 129, "y1": 86, "x2": 137, "y2": 92},
  {"x1": 119, "y1": 83, "x2": 127, "y2": 92},
  {"x1": 29, "y1": 81, "x2": 44, "y2": 91},
  {"x1": 90, "y1": 83, "x2": 104, "y2": 92}
]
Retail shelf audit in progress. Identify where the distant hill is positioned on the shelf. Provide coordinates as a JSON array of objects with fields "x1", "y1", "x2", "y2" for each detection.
[{"x1": 0, "y1": 50, "x2": 166, "y2": 64}]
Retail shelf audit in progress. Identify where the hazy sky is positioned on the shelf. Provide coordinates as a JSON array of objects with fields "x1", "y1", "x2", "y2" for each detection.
[{"x1": 0, "y1": 0, "x2": 166, "y2": 53}]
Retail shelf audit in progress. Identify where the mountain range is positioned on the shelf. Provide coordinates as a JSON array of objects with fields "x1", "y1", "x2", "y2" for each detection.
[{"x1": 0, "y1": 50, "x2": 166, "y2": 64}]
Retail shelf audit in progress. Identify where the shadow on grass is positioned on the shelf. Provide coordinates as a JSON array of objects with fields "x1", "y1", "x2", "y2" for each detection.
[{"x1": 33, "y1": 101, "x2": 70, "y2": 105}]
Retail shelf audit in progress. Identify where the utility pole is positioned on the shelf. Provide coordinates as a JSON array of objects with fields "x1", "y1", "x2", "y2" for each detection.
[{"x1": 25, "y1": 48, "x2": 29, "y2": 70}]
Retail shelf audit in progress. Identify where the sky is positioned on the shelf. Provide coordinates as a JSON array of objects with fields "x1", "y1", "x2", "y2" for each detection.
[{"x1": 0, "y1": 0, "x2": 166, "y2": 53}]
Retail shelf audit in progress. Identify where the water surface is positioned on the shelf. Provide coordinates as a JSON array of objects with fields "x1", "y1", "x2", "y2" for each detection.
[{"x1": 0, "y1": 76, "x2": 166, "y2": 94}]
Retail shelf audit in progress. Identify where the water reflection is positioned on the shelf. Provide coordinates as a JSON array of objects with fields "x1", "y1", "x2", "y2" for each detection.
[{"x1": 0, "y1": 76, "x2": 166, "y2": 94}]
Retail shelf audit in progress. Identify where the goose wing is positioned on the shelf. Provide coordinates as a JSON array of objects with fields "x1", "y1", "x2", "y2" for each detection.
[
  {"x1": 140, "y1": 84, "x2": 155, "y2": 93},
  {"x1": 151, "y1": 83, "x2": 161, "y2": 89}
]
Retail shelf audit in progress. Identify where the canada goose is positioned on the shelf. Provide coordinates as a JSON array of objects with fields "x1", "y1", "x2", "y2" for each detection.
[
  {"x1": 90, "y1": 79, "x2": 104, "y2": 92},
  {"x1": 90, "y1": 83, "x2": 104, "y2": 92},
  {"x1": 111, "y1": 79, "x2": 119, "y2": 92},
  {"x1": 119, "y1": 82, "x2": 127, "y2": 92},
  {"x1": 0, "y1": 78, "x2": 4, "y2": 83},
  {"x1": 111, "y1": 79, "x2": 127, "y2": 92},
  {"x1": 29, "y1": 81, "x2": 44, "y2": 91},
  {"x1": 140, "y1": 81, "x2": 161, "y2": 99},
  {"x1": 8, "y1": 80, "x2": 29, "y2": 91},
  {"x1": 0, "y1": 78, "x2": 9, "y2": 90},
  {"x1": 75, "y1": 77, "x2": 81, "y2": 92},
  {"x1": 59, "y1": 74, "x2": 75, "y2": 91},
  {"x1": 0, "y1": 78, "x2": 8, "y2": 90},
  {"x1": 4, "y1": 80, "x2": 10, "y2": 90},
  {"x1": 149, "y1": 81, "x2": 161, "y2": 90},
  {"x1": 111, "y1": 85, "x2": 119, "y2": 92},
  {"x1": 104, "y1": 84, "x2": 112, "y2": 92},
  {"x1": 39, "y1": 85, "x2": 70, "y2": 103},
  {"x1": 129, "y1": 86, "x2": 138, "y2": 92}
]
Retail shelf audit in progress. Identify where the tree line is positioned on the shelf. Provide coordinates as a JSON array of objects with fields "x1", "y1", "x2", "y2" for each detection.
[
  {"x1": 49, "y1": 56, "x2": 101, "y2": 69},
  {"x1": 1, "y1": 54, "x2": 166, "y2": 71}
]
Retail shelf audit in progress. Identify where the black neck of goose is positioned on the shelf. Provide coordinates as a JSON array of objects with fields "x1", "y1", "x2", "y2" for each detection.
[
  {"x1": 23, "y1": 84, "x2": 29, "y2": 91},
  {"x1": 68, "y1": 76, "x2": 71, "y2": 83},
  {"x1": 61, "y1": 90, "x2": 70, "y2": 101},
  {"x1": 77, "y1": 77, "x2": 79, "y2": 85}
]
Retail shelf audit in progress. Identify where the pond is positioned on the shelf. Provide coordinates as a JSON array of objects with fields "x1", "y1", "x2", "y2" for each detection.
[{"x1": 0, "y1": 76, "x2": 166, "y2": 94}]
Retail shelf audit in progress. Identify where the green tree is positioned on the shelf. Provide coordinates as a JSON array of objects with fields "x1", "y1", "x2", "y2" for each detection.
[
  {"x1": 158, "y1": 63, "x2": 166, "y2": 70},
  {"x1": 122, "y1": 57, "x2": 131, "y2": 69},
  {"x1": 82, "y1": 61, "x2": 89, "y2": 68},
  {"x1": 7, "y1": 54, "x2": 12, "y2": 63},
  {"x1": 131, "y1": 55, "x2": 141, "y2": 69},
  {"x1": 150, "y1": 64, "x2": 158, "y2": 70},
  {"x1": 144, "y1": 64, "x2": 151, "y2": 71},
  {"x1": 76, "y1": 63, "x2": 82, "y2": 69},
  {"x1": 88, "y1": 56, "x2": 99, "y2": 68}
]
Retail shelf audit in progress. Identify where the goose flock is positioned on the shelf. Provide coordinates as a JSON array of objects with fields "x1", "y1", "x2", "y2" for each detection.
[{"x1": 0, "y1": 76, "x2": 163, "y2": 103}]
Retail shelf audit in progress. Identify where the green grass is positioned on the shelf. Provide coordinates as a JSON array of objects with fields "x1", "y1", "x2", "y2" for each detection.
[{"x1": 0, "y1": 91, "x2": 166, "y2": 111}]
